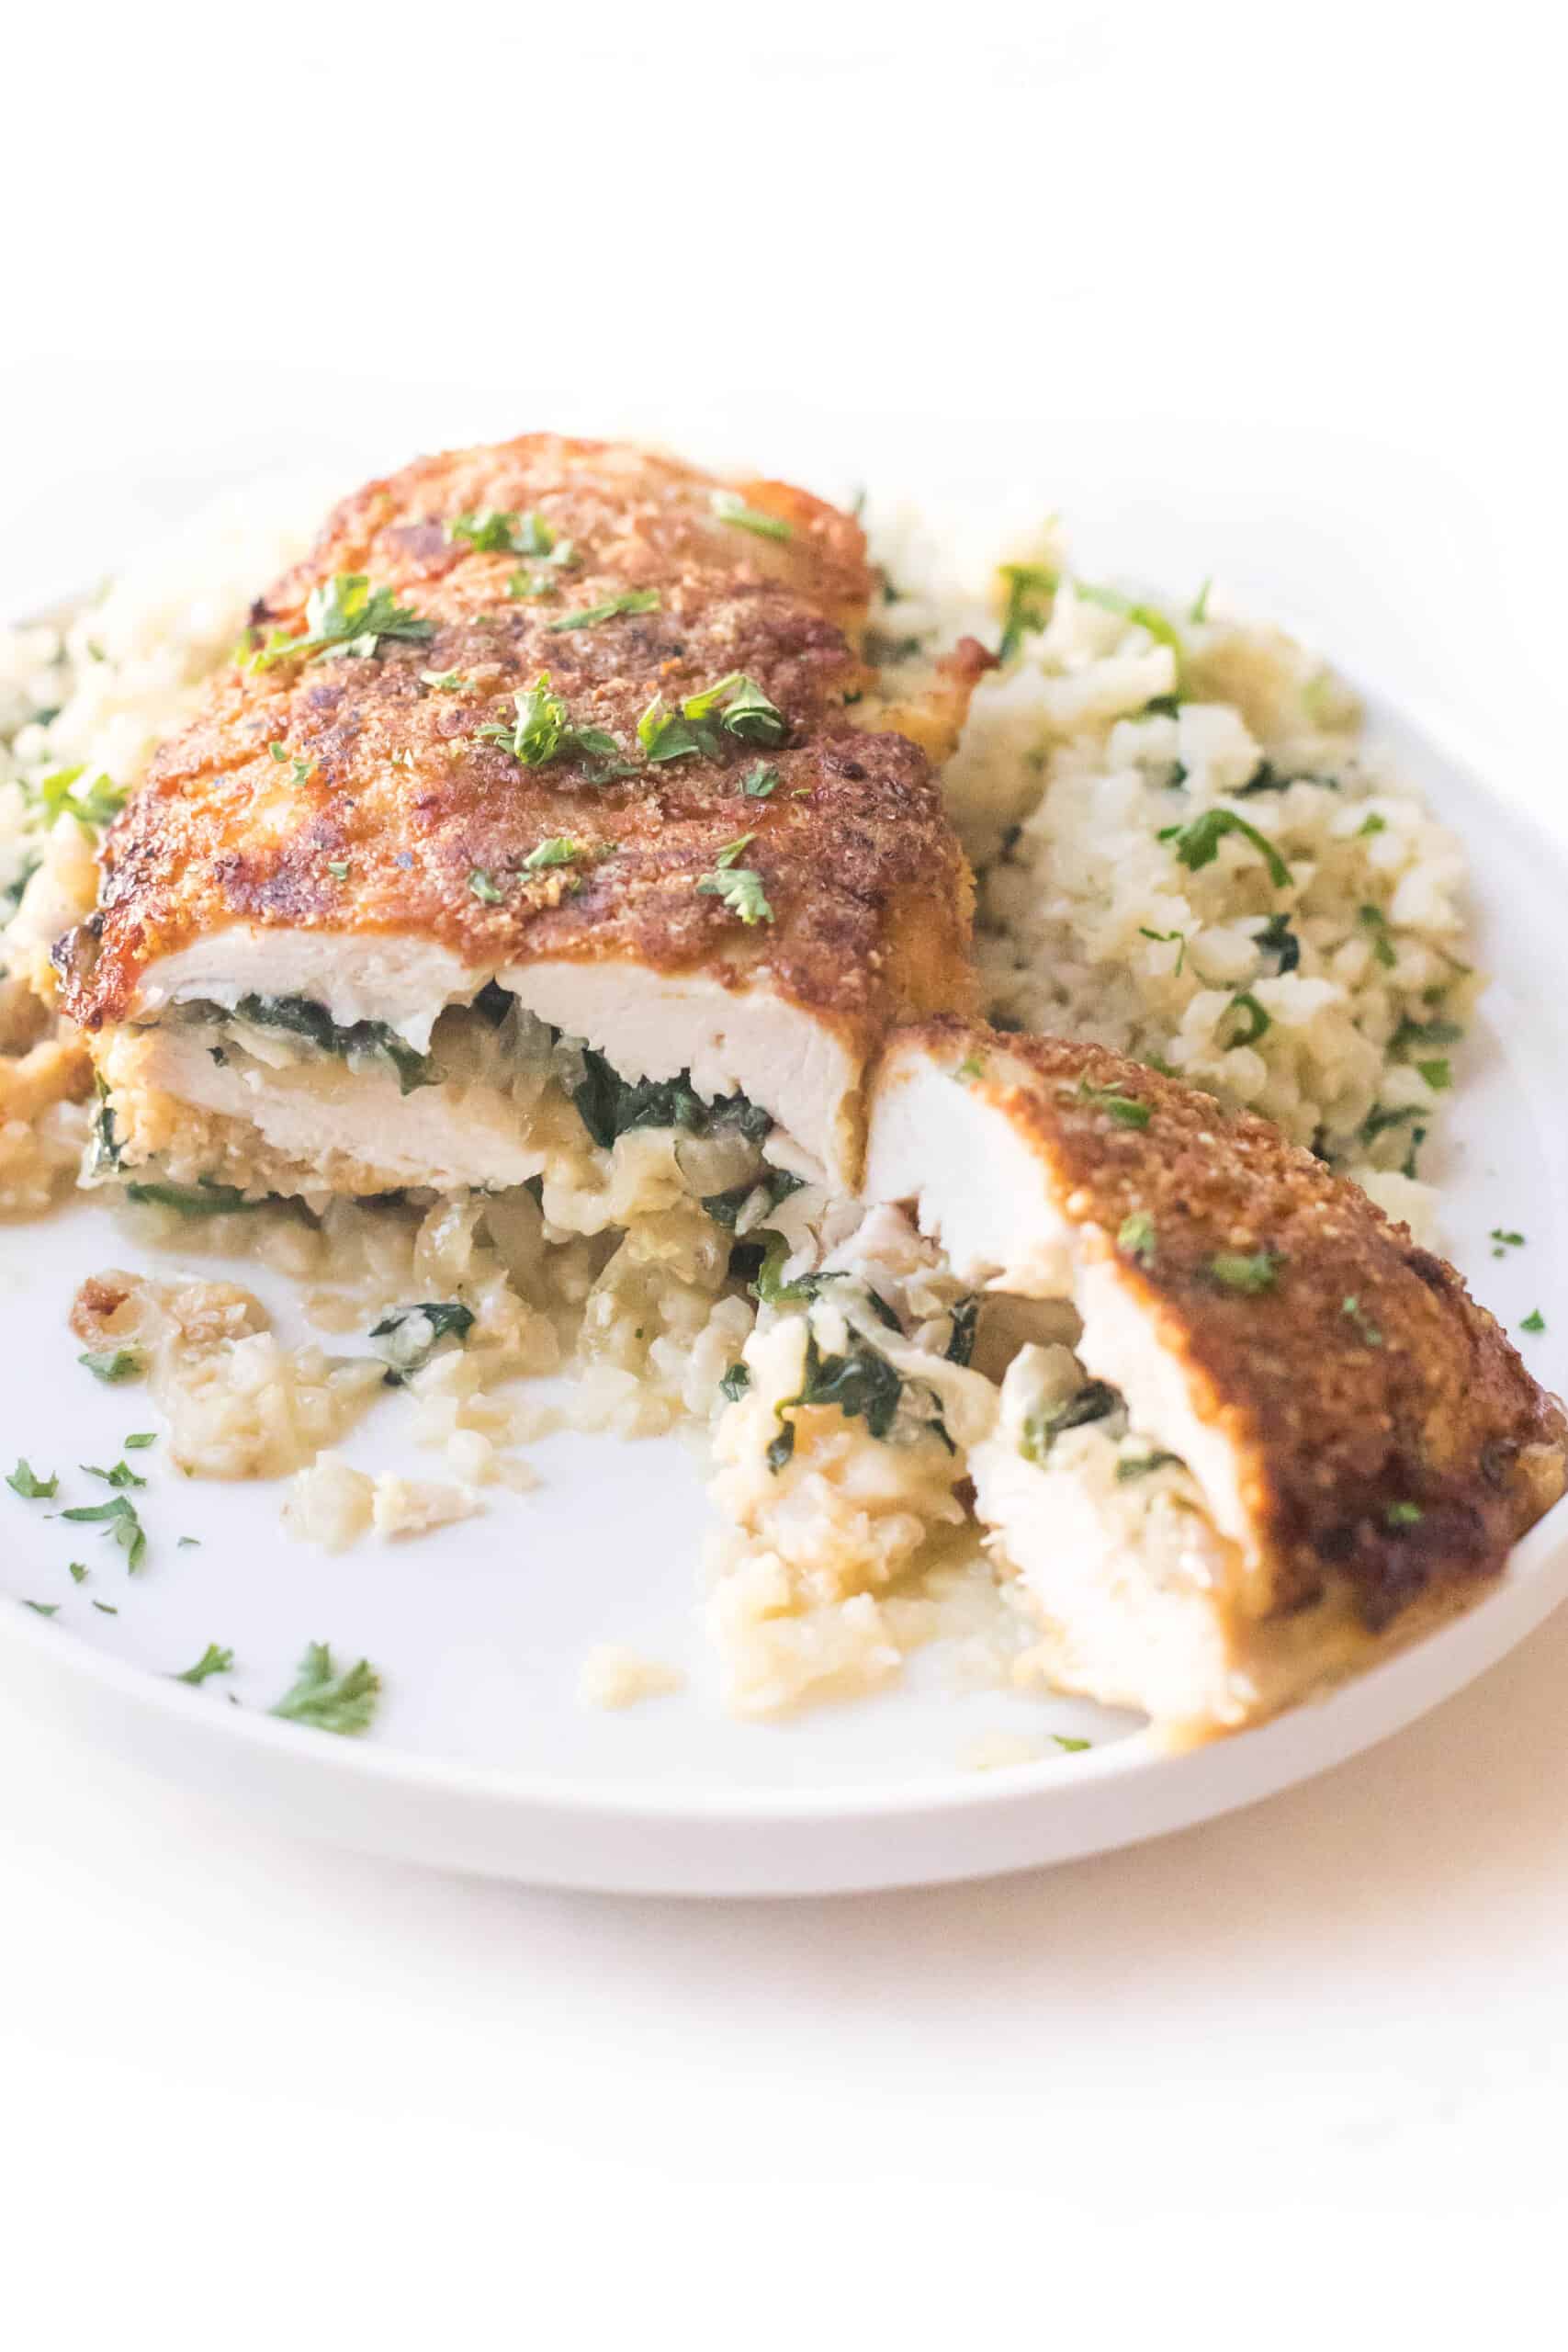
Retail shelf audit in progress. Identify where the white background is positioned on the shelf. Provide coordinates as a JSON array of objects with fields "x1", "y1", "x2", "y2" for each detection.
[{"x1": 4, "y1": 4, "x2": 1567, "y2": 2340}]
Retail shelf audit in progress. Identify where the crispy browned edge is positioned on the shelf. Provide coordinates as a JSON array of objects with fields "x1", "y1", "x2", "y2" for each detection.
[
  {"x1": 889, "y1": 1016, "x2": 1568, "y2": 1638},
  {"x1": 59, "y1": 438, "x2": 983, "y2": 1095}
]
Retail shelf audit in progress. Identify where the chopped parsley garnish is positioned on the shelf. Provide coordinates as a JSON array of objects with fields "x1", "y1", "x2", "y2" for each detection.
[
  {"x1": 954, "y1": 1054, "x2": 986, "y2": 1083},
  {"x1": 1118, "y1": 1211, "x2": 1156, "y2": 1266},
  {"x1": 269, "y1": 1642, "x2": 382, "y2": 1736},
  {"x1": 1385, "y1": 1501, "x2": 1424, "y2": 1528},
  {"x1": 91, "y1": 1600, "x2": 118, "y2": 1615},
  {"x1": 1222, "y1": 990, "x2": 1271, "y2": 1047},
  {"x1": 1235, "y1": 762, "x2": 1337, "y2": 797},
  {"x1": 1076, "y1": 582, "x2": 1184, "y2": 676},
  {"x1": 1157, "y1": 808, "x2": 1291, "y2": 889},
  {"x1": 368, "y1": 1302, "x2": 476, "y2": 1385},
  {"x1": 1359, "y1": 811, "x2": 1387, "y2": 837},
  {"x1": 1189, "y1": 577, "x2": 1213, "y2": 624},
  {"x1": 6, "y1": 1459, "x2": 58, "y2": 1499},
  {"x1": 1255, "y1": 910, "x2": 1301, "y2": 973},
  {"x1": 1138, "y1": 926, "x2": 1187, "y2": 975},
  {"x1": 1416, "y1": 1058, "x2": 1452, "y2": 1092},
  {"x1": 249, "y1": 575, "x2": 433, "y2": 670},
  {"x1": 267, "y1": 741, "x2": 313, "y2": 784},
  {"x1": 1491, "y1": 1228, "x2": 1526, "y2": 1257},
  {"x1": 475, "y1": 674, "x2": 627, "y2": 775},
  {"x1": 1360, "y1": 1102, "x2": 1424, "y2": 1146},
  {"x1": 61, "y1": 1492, "x2": 148, "y2": 1572},
  {"x1": 1522, "y1": 1308, "x2": 1547, "y2": 1334},
  {"x1": 1393, "y1": 1014, "x2": 1463, "y2": 1054},
  {"x1": 448, "y1": 509, "x2": 570, "y2": 564},
  {"x1": 1359, "y1": 905, "x2": 1397, "y2": 968},
  {"x1": 468, "y1": 868, "x2": 507, "y2": 903},
  {"x1": 1341, "y1": 1295, "x2": 1384, "y2": 1347},
  {"x1": 1115, "y1": 1452, "x2": 1181, "y2": 1482},
  {"x1": 26, "y1": 764, "x2": 128, "y2": 831},
  {"x1": 68, "y1": 1561, "x2": 87, "y2": 1583},
  {"x1": 174, "y1": 1643, "x2": 234, "y2": 1687},
  {"x1": 1020, "y1": 1380, "x2": 1120, "y2": 1466},
  {"x1": 421, "y1": 669, "x2": 468, "y2": 691},
  {"x1": 996, "y1": 563, "x2": 1058, "y2": 663},
  {"x1": 546, "y1": 589, "x2": 660, "y2": 632},
  {"x1": 719, "y1": 1362, "x2": 751, "y2": 1403},
  {"x1": 22, "y1": 1600, "x2": 58, "y2": 1618},
  {"x1": 711, "y1": 491, "x2": 794, "y2": 541},
  {"x1": 741, "y1": 763, "x2": 780, "y2": 798},
  {"x1": 79, "y1": 1349, "x2": 143, "y2": 1384},
  {"x1": 1208, "y1": 1250, "x2": 1281, "y2": 1294},
  {"x1": 125, "y1": 1178, "x2": 265, "y2": 1216},
  {"x1": 1074, "y1": 1079, "x2": 1151, "y2": 1129},
  {"x1": 1054, "y1": 1734, "x2": 1092, "y2": 1753},
  {"x1": 637, "y1": 673, "x2": 788, "y2": 763},
  {"x1": 327, "y1": 860, "x2": 352, "y2": 880},
  {"x1": 696, "y1": 840, "x2": 773, "y2": 926},
  {"x1": 507, "y1": 570, "x2": 558, "y2": 602},
  {"x1": 522, "y1": 836, "x2": 585, "y2": 871},
  {"x1": 83, "y1": 1459, "x2": 147, "y2": 1490}
]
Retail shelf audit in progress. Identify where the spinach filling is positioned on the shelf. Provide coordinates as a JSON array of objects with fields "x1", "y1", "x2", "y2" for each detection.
[
  {"x1": 227, "y1": 994, "x2": 433, "y2": 1095},
  {"x1": 568, "y1": 1045, "x2": 772, "y2": 1152},
  {"x1": 1020, "y1": 1378, "x2": 1122, "y2": 1466},
  {"x1": 765, "y1": 1312, "x2": 956, "y2": 1474}
]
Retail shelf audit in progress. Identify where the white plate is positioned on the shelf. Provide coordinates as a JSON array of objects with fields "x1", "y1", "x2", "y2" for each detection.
[{"x1": 4, "y1": 507, "x2": 1566, "y2": 1896}]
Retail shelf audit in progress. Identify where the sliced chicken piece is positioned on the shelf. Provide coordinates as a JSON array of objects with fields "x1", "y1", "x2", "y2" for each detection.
[
  {"x1": 862, "y1": 1020, "x2": 1568, "y2": 1734},
  {"x1": 60, "y1": 436, "x2": 986, "y2": 1194}
]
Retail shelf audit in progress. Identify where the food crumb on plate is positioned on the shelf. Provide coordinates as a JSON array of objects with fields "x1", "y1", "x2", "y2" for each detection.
[{"x1": 577, "y1": 1645, "x2": 686, "y2": 1711}]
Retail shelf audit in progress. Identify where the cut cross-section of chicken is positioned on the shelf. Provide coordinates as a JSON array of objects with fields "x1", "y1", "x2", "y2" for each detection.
[
  {"x1": 861, "y1": 1019, "x2": 1568, "y2": 1734},
  {"x1": 59, "y1": 435, "x2": 987, "y2": 1197}
]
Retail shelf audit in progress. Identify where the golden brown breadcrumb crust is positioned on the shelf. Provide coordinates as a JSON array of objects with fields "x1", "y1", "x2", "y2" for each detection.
[
  {"x1": 901, "y1": 1017, "x2": 1568, "y2": 1635},
  {"x1": 59, "y1": 438, "x2": 981, "y2": 1061}
]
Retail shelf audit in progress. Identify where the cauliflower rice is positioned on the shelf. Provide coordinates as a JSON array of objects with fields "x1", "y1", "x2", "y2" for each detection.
[{"x1": 0, "y1": 469, "x2": 1477, "y2": 1717}]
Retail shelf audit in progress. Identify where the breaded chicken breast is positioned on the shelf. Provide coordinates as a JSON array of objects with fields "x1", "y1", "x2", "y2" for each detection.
[
  {"x1": 60, "y1": 437, "x2": 986, "y2": 1193},
  {"x1": 860, "y1": 1021, "x2": 1568, "y2": 1732}
]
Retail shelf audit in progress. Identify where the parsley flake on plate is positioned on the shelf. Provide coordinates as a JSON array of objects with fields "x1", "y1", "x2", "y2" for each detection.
[
  {"x1": 82, "y1": 1459, "x2": 147, "y2": 1489},
  {"x1": 173, "y1": 1643, "x2": 235, "y2": 1687},
  {"x1": 60, "y1": 1493, "x2": 148, "y2": 1572},
  {"x1": 6, "y1": 1458, "x2": 58, "y2": 1498},
  {"x1": 1522, "y1": 1308, "x2": 1547, "y2": 1334},
  {"x1": 269, "y1": 1642, "x2": 382, "y2": 1736}
]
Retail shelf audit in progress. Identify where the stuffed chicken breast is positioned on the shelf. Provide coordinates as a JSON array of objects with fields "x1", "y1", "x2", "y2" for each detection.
[
  {"x1": 852, "y1": 1021, "x2": 1568, "y2": 1733},
  {"x1": 58, "y1": 436, "x2": 985, "y2": 1199}
]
